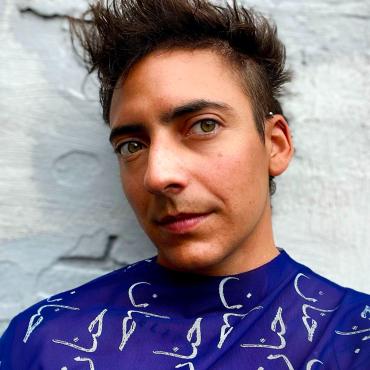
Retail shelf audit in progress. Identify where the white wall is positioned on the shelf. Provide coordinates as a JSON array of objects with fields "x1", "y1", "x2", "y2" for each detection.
[{"x1": 0, "y1": 0, "x2": 369, "y2": 334}]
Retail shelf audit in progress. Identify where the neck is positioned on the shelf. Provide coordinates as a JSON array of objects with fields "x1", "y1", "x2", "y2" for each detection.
[
  {"x1": 235, "y1": 201, "x2": 278, "y2": 273},
  {"x1": 196, "y1": 199, "x2": 279, "y2": 276}
]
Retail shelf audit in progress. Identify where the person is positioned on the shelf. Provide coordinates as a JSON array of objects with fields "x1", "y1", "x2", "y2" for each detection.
[{"x1": 0, "y1": 0, "x2": 369, "y2": 368}]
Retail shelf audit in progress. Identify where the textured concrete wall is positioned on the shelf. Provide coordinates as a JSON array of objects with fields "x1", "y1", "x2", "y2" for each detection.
[{"x1": 0, "y1": 0, "x2": 369, "y2": 334}]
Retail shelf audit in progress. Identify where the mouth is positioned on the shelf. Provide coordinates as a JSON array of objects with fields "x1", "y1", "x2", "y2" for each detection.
[{"x1": 155, "y1": 212, "x2": 211, "y2": 234}]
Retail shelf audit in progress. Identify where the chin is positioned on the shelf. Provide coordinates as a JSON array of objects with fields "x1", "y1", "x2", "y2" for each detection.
[{"x1": 157, "y1": 243, "x2": 228, "y2": 275}]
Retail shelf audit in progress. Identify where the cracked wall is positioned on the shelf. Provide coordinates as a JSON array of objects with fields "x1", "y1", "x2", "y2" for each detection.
[{"x1": 0, "y1": 0, "x2": 369, "y2": 334}]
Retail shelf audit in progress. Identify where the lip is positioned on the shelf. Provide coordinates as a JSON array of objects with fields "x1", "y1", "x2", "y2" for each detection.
[{"x1": 156, "y1": 212, "x2": 211, "y2": 234}]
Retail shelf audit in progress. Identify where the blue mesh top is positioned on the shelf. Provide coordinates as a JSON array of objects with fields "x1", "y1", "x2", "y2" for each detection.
[{"x1": 1, "y1": 250, "x2": 369, "y2": 369}]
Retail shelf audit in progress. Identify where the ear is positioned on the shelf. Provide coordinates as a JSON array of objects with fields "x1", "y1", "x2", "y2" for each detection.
[{"x1": 265, "y1": 114, "x2": 294, "y2": 177}]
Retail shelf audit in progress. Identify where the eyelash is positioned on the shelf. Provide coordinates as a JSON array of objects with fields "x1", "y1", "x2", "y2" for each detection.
[
  {"x1": 188, "y1": 118, "x2": 220, "y2": 136},
  {"x1": 114, "y1": 118, "x2": 221, "y2": 157}
]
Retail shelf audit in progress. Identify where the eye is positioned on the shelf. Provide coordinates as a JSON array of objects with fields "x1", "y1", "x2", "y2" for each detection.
[
  {"x1": 189, "y1": 119, "x2": 220, "y2": 135},
  {"x1": 115, "y1": 141, "x2": 145, "y2": 157}
]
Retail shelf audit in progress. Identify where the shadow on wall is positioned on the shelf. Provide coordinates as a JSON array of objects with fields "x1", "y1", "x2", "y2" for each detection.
[{"x1": 0, "y1": 0, "x2": 155, "y2": 325}]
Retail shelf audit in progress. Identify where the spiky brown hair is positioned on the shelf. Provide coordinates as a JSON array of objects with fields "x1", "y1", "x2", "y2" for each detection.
[{"x1": 70, "y1": 0, "x2": 292, "y2": 194}]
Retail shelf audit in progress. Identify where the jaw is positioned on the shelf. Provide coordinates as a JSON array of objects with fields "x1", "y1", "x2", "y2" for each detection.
[{"x1": 151, "y1": 199, "x2": 277, "y2": 276}]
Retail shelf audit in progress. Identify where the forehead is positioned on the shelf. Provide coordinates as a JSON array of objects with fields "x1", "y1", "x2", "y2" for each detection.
[{"x1": 109, "y1": 48, "x2": 253, "y2": 127}]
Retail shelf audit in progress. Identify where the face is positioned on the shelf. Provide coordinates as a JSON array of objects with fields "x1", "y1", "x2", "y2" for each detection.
[{"x1": 109, "y1": 49, "x2": 282, "y2": 275}]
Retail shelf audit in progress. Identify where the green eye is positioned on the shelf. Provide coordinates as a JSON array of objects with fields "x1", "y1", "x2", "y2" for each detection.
[
  {"x1": 116, "y1": 141, "x2": 144, "y2": 156},
  {"x1": 200, "y1": 120, "x2": 216, "y2": 132},
  {"x1": 191, "y1": 119, "x2": 219, "y2": 135}
]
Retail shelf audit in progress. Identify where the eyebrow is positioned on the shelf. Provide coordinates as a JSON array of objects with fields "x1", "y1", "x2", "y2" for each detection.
[{"x1": 109, "y1": 99, "x2": 232, "y2": 144}]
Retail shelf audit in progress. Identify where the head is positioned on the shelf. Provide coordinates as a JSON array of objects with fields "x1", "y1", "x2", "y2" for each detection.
[
  {"x1": 71, "y1": 0, "x2": 292, "y2": 195},
  {"x1": 70, "y1": 0, "x2": 294, "y2": 274}
]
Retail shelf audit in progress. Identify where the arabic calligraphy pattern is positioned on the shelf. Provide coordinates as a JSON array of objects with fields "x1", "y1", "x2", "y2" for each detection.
[{"x1": 0, "y1": 250, "x2": 369, "y2": 369}]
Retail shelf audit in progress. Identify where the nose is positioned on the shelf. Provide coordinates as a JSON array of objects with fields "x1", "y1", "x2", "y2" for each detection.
[{"x1": 143, "y1": 139, "x2": 188, "y2": 195}]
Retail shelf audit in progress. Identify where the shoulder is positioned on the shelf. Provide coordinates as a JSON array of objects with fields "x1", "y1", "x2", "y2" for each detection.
[
  {"x1": 285, "y1": 252, "x2": 370, "y2": 306},
  {"x1": 286, "y1": 254, "x2": 370, "y2": 368},
  {"x1": 328, "y1": 286, "x2": 370, "y2": 369},
  {"x1": 290, "y1": 254, "x2": 370, "y2": 318},
  {"x1": 0, "y1": 257, "x2": 156, "y2": 369}
]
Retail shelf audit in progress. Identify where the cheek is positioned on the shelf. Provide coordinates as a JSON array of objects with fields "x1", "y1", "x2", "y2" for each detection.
[
  {"x1": 217, "y1": 147, "x2": 265, "y2": 183},
  {"x1": 119, "y1": 167, "x2": 130, "y2": 198},
  {"x1": 120, "y1": 168, "x2": 146, "y2": 214},
  {"x1": 212, "y1": 144, "x2": 269, "y2": 203}
]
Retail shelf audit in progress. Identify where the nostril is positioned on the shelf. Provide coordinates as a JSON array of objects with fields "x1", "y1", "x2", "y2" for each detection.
[
  {"x1": 163, "y1": 183, "x2": 184, "y2": 194},
  {"x1": 143, "y1": 143, "x2": 189, "y2": 194}
]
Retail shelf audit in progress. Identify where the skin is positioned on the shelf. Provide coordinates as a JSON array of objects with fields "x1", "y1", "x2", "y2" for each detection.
[{"x1": 109, "y1": 49, "x2": 294, "y2": 276}]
